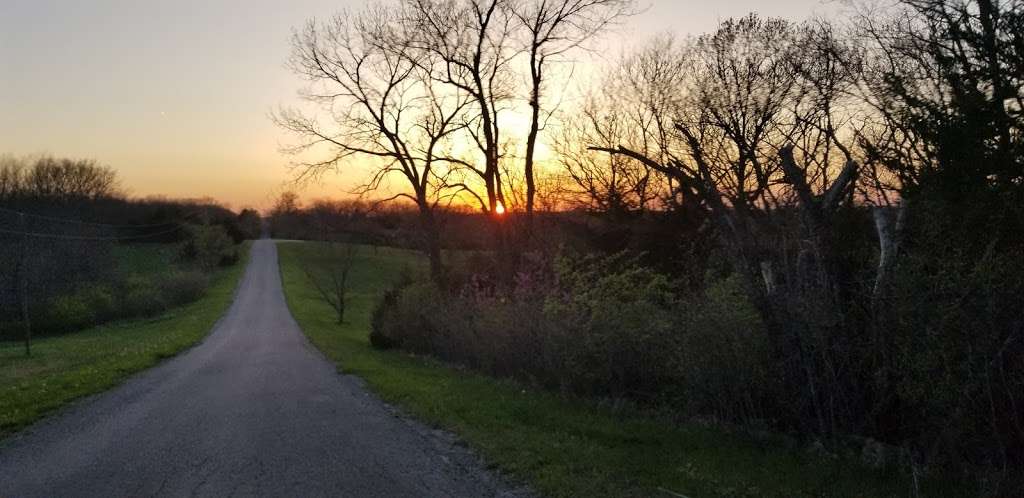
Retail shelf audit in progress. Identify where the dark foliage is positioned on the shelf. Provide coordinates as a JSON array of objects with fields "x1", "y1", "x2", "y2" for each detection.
[
  {"x1": 0, "y1": 156, "x2": 246, "y2": 339},
  {"x1": 364, "y1": 2, "x2": 1024, "y2": 493}
]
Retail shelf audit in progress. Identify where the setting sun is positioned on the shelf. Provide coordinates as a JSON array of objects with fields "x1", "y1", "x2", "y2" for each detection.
[{"x1": 494, "y1": 202, "x2": 506, "y2": 215}]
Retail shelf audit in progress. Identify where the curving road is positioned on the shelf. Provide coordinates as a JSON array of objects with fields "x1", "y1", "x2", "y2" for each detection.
[{"x1": 0, "y1": 240, "x2": 527, "y2": 497}]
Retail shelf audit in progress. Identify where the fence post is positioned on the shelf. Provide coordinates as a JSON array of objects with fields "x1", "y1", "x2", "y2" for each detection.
[{"x1": 20, "y1": 212, "x2": 31, "y2": 357}]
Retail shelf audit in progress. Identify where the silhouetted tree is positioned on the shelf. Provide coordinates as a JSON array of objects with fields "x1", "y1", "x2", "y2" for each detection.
[
  {"x1": 512, "y1": 0, "x2": 636, "y2": 226},
  {"x1": 303, "y1": 243, "x2": 359, "y2": 324},
  {"x1": 276, "y1": 8, "x2": 471, "y2": 281}
]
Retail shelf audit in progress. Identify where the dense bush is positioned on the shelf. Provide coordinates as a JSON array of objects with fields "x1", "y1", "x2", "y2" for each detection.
[
  {"x1": 673, "y1": 274, "x2": 773, "y2": 425},
  {"x1": 162, "y1": 271, "x2": 209, "y2": 306},
  {"x1": 369, "y1": 269, "x2": 413, "y2": 350},
  {"x1": 44, "y1": 294, "x2": 97, "y2": 332},
  {"x1": 81, "y1": 285, "x2": 119, "y2": 323},
  {"x1": 34, "y1": 285, "x2": 121, "y2": 333},
  {"x1": 543, "y1": 253, "x2": 678, "y2": 397},
  {"x1": 25, "y1": 268, "x2": 220, "y2": 334},
  {"x1": 123, "y1": 286, "x2": 168, "y2": 318},
  {"x1": 0, "y1": 242, "x2": 238, "y2": 338},
  {"x1": 880, "y1": 194, "x2": 1024, "y2": 475},
  {"x1": 179, "y1": 224, "x2": 237, "y2": 270},
  {"x1": 371, "y1": 252, "x2": 770, "y2": 411},
  {"x1": 371, "y1": 216, "x2": 1022, "y2": 491}
]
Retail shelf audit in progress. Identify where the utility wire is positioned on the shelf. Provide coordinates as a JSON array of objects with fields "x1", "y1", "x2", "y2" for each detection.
[
  {"x1": 0, "y1": 205, "x2": 203, "y2": 228},
  {"x1": 0, "y1": 224, "x2": 186, "y2": 241}
]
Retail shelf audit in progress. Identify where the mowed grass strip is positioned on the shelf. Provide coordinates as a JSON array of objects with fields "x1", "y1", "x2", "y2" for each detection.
[
  {"x1": 278, "y1": 241, "x2": 961, "y2": 498},
  {"x1": 0, "y1": 243, "x2": 251, "y2": 438}
]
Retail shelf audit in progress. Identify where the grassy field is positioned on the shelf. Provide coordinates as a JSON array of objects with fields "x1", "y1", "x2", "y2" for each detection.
[
  {"x1": 0, "y1": 243, "x2": 250, "y2": 439},
  {"x1": 278, "y1": 241, "x2": 964, "y2": 498}
]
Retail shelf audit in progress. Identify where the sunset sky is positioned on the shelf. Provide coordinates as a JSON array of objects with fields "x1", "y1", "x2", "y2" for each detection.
[{"x1": 0, "y1": 0, "x2": 837, "y2": 210}]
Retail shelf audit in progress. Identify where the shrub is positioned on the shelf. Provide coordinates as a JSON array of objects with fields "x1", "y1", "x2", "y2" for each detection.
[
  {"x1": 78, "y1": 285, "x2": 118, "y2": 323},
  {"x1": 370, "y1": 267, "x2": 415, "y2": 350},
  {"x1": 369, "y1": 287, "x2": 404, "y2": 350},
  {"x1": 371, "y1": 251, "x2": 690, "y2": 400},
  {"x1": 674, "y1": 274, "x2": 773, "y2": 423},
  {"x1": 162, "y1": 271, "x2": 208, "y2": 306},
  {"x1": 371, "y1": 277, "x2": 546, "y2": 379},
  {"x1": 44, "y1": 294, "x2": 96, "y2": 332},
  {"x1": 38, "y1": 285, "x2": 118, "y2": 333},
  {"x1": 888, "y1": 235, "x2": 1024, "y2": 471},
  {"x1": 123, "y1": 286, "x2": 167, "y2": 318},
  {"x1": 179, "y1": 224, "x2": 237, "y2": 270},
  {"x1": 543, "y1": 252, "x2": 680, "y2": 397},
  {"x1": 371, "y1": 281, "x2": 448, "y2": 353}
]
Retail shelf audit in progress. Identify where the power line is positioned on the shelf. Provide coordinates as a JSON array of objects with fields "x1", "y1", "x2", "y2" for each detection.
[
  {"x1": 0, "y1": 224, "x2": 185, "y2": 241},
  {"x1": 0, "y1": 205, "x2": 203, "y2": 229}
]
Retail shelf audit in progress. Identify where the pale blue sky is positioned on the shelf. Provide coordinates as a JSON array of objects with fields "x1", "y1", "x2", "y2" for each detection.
[{"x1": 0, "y1": 1, "x2": 837, "y2": 208}]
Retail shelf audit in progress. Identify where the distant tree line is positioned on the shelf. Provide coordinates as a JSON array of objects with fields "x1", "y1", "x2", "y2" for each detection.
[
  {"x1": 0, "y1": 155, "x2": 261, "y2": 242},
  {"x1": 266, "y1": 192, "x2": 527, "y2": 251}
]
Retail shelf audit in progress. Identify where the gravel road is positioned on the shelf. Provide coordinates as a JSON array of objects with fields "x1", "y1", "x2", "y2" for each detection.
[{"x1": 0, "y1": 240, "x2": 528, "y2": 498}]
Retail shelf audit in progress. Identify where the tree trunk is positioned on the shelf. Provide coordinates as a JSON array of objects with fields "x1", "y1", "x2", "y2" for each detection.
[
  {"x1": 417, "y1": 203, "x2": 444, "y2": 285},
  {"x1": 871, "y1": 203, "x2": 907, "y2": 309},
  {"x1": 524, "y1": 56, "x2": 542, "y2": 231}
]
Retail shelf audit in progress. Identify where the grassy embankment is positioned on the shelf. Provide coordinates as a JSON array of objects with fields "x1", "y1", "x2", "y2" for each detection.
[
  {"x1": 0, "y1": 242, "x2": 250, "y2": 438},
  {"x1": 278, "y1": 241, "x2": 964, "y2": 498}
]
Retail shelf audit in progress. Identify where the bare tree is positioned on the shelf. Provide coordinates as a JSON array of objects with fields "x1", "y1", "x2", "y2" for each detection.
[
  {"x1": 276, "y1": 7, "x2": 470, "y2": 281},
  {"x1": 268, "y1": 191, "x2": 302, "y2": 239},
  {"x1": 0, "y1": 156, "x2": 122, "y2": 202},
  {"x1": 403, "y1": 0, "x2": 519, "y2": 216},
  {"x1": 591, "y1": 16, "x2": 864, "y2": 287},
  {"x1": 0, "y1": 156, "x2": 25, "y2": 202},
  {"x1": 511, "y1": 0, "x2": 636, "y2": 225},
  {"x1": 303, "y1": 243, "x2": 359, "y2": 324},
  {"x1": 589, "y1": 16, "x2": 867, "y2": 436},
  {"x1": 272, "y1": 191, "x2": 301, "y2": 217},
  {"x1": 857, "y1": 0, "x2": 1024, "y2": 193},
  {"x1": 592, "y1": 19, "x2": 794, "y2": 275},
  {"x1": 554, "y1": 89, "x2": 659, "y2": 214},
  {"x1": 854, "y1": 0, "x2": 1024, "y2": 307}
]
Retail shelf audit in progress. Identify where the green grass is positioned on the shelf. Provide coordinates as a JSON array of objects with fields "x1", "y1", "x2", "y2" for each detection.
[
  {"x1": 0, "y1": 243, "x2": 251, "y2": 439},
  {"x1": 112, "y1": 243, "x2": 179, "y2": 277},
  {"x1": 278, "y1": 241, "x2": 966, "y2": 498}
]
